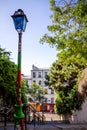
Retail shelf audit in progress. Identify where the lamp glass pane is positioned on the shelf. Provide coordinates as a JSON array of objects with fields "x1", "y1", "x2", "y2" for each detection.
[
  {"x1": 13, "y1": 17, "x2": 24, "y2": 32},
  {"x1": 23, "y1": 18, "x2": 27, "y2": 32}
]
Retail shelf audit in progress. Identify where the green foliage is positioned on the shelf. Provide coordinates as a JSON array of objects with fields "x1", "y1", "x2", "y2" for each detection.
[
  {"x1": 49, "y1": 61, "x2": 84, "y2": 115},
  {"x1": 50, "y1": 62, "x2": 80, "y2": 90},
  {"x1": 76, "y1": 0, "x2": 87, "y2": 18},
  {"x1": 40, "y1": 0, "x2": 87, "y2": 66},
  {"x1": 21, "y1": 79, "x2": 27, "y2": 103},
  {"x1": 0, "y1": 50, "x2": 17, "y2": 105},
  {"x1": 27, "y1": 82, "x2": 44, "y2": 103},
  {"x1": 44, "y1": 74, "x2": 51, "y2": 86},
  {"x1": 40, "y1": 0, "x2": 87, "y2": 115},
  {"x1": 55, "y1": 85, "x2": 84, "y2": 115},
  {"x1": 0, "y1": 47, "x2": 11, "y2": 59},
  {"x1": 0, "y1": 47, "x2": 27, "y2": 106}
]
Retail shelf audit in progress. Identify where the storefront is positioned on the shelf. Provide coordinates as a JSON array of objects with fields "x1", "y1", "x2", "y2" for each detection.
[{"x1": 42, "y1": 103, "x2": 55, "y2": 113}]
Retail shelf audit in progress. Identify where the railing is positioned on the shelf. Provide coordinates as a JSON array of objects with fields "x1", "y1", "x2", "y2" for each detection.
[
  {"x1": 23, "y1": 103, "x2": 45, "y2": 130},
  {"x1": 0, "y1": 103, "x2": 45, "y2": 130},
  {"x1": 0, "y1": 106, "x2": 13, "y2": 130}
]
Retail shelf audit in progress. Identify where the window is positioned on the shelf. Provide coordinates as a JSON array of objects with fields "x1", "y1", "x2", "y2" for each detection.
[
  {"x1": 33, "y1": 80, "x2": 36, "y2": 83},
  {"x1": 44, "y1": 80, "x2": 47, "y2": 87},
  {"x1": 44, "y1": 98, "x2": 47, "y2": 103},
  {"x1": 47, "y1": 105, "x2": 50, "y2": 111},
  {"x1": 38, "y1": 80, "x2": 41, "y2": 85},
  {"x1": 51, "y1": 98, "x2": 54, "y2": 104},
  {"x1": 38, "y1": 72, "x2": 41, "y2": 78},
  {"x1": 44, "y1": 72, "x2": 47, "y2": 77},
  {"x1": 33, "y1": 72, "x2": 36, "y2": 78},
  {"x1": 45, "y1": 88, "x2": 48, "y2": 94},
  {"x1": 51, "y1": 89, "x2": 54, "y2": 94}
]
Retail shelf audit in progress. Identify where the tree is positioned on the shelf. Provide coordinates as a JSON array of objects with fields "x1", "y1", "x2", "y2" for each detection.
[
  {"x1": 27, "y1": 82, "x2": 44, "y2": 103},
  {"x1": 21, "y1": 79, "x2": 27, "y2": 103},
  {"x1": 0, "y1": 47, "x2": 11, "y2": 59},
  {"x1": 50, "y1": 61, "x2": 84, "y2": 115},
  {"x1": 0, "y1": 58, "x2": 17, "y2": 106},
  {"x1": 40, "y1": 0, "x2": 87, "y2": 66},
  {"x1": 0, "y1": 47, "x2": 27, "y2": 106},
  {"x1": 40, "y1": 0, "x2": 87, "y2": 116}
]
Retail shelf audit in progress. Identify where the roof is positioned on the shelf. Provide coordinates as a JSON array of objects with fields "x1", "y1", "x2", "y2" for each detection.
[{"x1": 32, "y1": 64, "x2": 50, "y2": 71}]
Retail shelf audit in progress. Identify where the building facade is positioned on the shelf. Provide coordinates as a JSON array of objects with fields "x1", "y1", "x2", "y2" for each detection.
[{"x1": 23, "y1": 65, "x2": 55, "y2": 112}]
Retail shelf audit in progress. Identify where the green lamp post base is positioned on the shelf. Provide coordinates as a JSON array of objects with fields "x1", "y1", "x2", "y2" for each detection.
[{"x1": 14, "y1": 104, "x2": 25, "y2": 124}]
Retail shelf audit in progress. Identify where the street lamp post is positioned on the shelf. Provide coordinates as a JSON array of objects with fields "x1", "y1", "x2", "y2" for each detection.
[{"x1": 11, "y1": 9, "x2": 28, "y2": 130}]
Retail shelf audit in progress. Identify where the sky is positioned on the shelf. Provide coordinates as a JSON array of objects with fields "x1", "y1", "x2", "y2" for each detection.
[{"x1": 0, "y1": 0, "x2": 57, "y2": 75}]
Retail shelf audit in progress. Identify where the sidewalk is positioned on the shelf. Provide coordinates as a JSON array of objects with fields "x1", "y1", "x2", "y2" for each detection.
[
  {"x1": 55, "y1": 124, "x2": 87, "y2": 130},
  {"x1": 0, "y1": 122, "x2": 87, "y2": 130},
  {"x1": 28, "y1": 124, "x2": 87, "y2": 130}
]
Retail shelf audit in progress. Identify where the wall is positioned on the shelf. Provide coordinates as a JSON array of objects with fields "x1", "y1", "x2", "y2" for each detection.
[{"x1": 70, "y1": 99, "x2": 87, "y2": 124}]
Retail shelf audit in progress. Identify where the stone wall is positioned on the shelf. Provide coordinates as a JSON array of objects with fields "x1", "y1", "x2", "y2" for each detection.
[{"x1": 70, "y1": 99, "x2": 87, "y2": 124}]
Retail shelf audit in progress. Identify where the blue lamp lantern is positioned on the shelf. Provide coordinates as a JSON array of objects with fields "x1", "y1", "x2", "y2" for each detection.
[{"x1": 11, "y1": 9, "x2": 28, "y2": 33}]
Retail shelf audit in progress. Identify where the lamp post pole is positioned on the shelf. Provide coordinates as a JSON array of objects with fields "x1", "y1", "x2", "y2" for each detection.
[
  {"x1": 17, "y1": 31, "x2": 24, "y2": 130},
  {"x1": 11, "y1": 9, "x2": 28, "y2": 130},
  {"x1": 17, "y1": 32, "x2": 22, "y2": 105}
]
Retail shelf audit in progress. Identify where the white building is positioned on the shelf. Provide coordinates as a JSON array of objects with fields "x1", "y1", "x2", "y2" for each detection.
[{"x1": 23, "y1": 65, "x2": 55, "y2": 112}]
